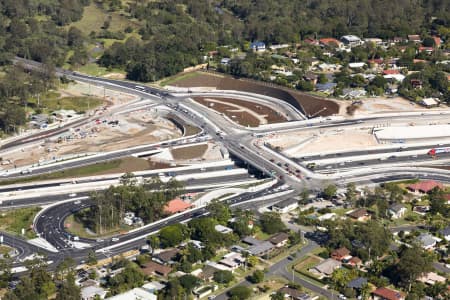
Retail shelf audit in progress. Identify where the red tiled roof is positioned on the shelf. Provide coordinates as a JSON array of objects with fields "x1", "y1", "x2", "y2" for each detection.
[
  {"x1": 383, "y1": 69, "x2": 400, "y2": 75},
  {"x1": 319, "y1": 38, "x2": 341, "y2": 45},
  {"x1": 372, "y1": 287, "x2": 404, "y2": 300},
  {"x1": 164, "y1": 199, "x2": 192, "y2": 214},
  {"x1": 141, "y1": 261, "x2": 172, "y2": 277},
  {"x1": 432, "y1": 36, "x2": 441, "y2": 47},
  {"x1": 368, "y1": 58, "x2": 384, "y2": 64},
  {"x1": 413, "y1": 59, "x2": 427, "y2": 64},
  {"x1": 331, "y1": 247, "x2": 350, "y2": 258},
  {"x1": 407, "y1": 180, "x2": 443, "y2": 193}
]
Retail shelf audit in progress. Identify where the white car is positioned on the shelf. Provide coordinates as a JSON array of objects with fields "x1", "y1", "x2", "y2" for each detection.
[{"x1": 69, "y1": 193, "x2": 77, "y2": 197}]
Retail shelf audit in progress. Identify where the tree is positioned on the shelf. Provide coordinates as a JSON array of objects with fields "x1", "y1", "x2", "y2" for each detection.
[
  {"x1": 213, "y1": 270, "x2": 234, "y2": 284},
  {"x1": 87, "y1": 250, "x2": 97, "y2": 266},
  {"x1": 270, "y1": 292, "x2": 285, "y2": 300},
  {"x1": 259, "y1": 212, "x2": 286, "y2": 234},
  {"x1": 56, "y1": 272, "x2": 81, "y2": 300},
  {"x1": 249, "y1": 269, "x2": 264, "y2": 283},
  {"x1": 323, "y1": 184, "x2": 337, "y2": 200},
  {"x1": 206, "y1": 200, "x2": 231, "y2": 224},
  {"x1": 228, "y1": 286, "x2": 252, "y2": 299},
  {"x1": 345, "y1": 183, "x2": 357, "y2": 205},
  {"x1": 159, "y1": 224, "x2": 187, "y2": 248},
  {"x1": 179, "y1": 274, "x2": 201, "y2": 293},
  {"x1": 299, "y1": 189, "x2": 310, "y2": 205},
  {"x1": 247, "y1": 255, "x2": 259, "y2": 267},
  {"x1": 396, "y1": 245, "x2": 433, "y2": 291}
]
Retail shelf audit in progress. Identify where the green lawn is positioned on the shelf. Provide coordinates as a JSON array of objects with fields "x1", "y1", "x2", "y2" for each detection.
[
  {"x1": 65, "y1": 214, "x2": 131, "y2": 239},
  {"x1": 159, "y1": 72, "x2": 202, "y2": 86},
  {"x1": 39, "y1": 96, "x2": 103, "y2": 113},
  {"x1": 0, "y1": 160, "x2": 122, "y2": 185},
  {"x1": 69, "y1": 3, "x2": 138, "y2": 35},
  {"x1": 75, "y1": 63, "x2": 125, "y2": 77},
  {"x1": 0, "y1": 207, "x2": 41, "y2": 239}
]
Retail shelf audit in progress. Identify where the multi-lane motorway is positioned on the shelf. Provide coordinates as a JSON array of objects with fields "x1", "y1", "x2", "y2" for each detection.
[{"x1": 1, "y1": 58, "x2": 449, "y2": 298}]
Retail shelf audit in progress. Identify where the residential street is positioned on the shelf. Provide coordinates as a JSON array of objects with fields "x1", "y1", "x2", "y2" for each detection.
[{"x1": 214, "y1": 239, "x2": 338, "y2": 299}]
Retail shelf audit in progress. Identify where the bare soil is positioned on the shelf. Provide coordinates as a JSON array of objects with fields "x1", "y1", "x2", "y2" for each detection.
[
  {"x1": 194, "y1": 96, "x2": 287, "y2": 124},
  {"x1": 193, "y1": 97, "x2": 261, "y2": 127},
  {"x1": 174, "y1": 72, "x2": 339, "y2": 117},
  {"x1": 171, "y1": 144, "x2": 208, "y2": 160},
  {"x1": 93, "y1": 157, "x2": 171, "y2": 175}
]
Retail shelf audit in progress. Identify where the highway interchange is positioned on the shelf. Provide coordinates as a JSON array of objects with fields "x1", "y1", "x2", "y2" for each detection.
[{"x1": 1, "y1": 58, "x2": 449, "y2": 297}]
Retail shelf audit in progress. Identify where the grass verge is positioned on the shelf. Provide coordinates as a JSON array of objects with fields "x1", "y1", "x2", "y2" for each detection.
[
  {"x1": 159, "y1": 72, "x2": 202, "y2": 87},
  {"x1": 0, "y1": 207, "x2": 40, "y2": 239},
  {"x1": 0, "y1": 157, "x2": 168, "y2": 186}
]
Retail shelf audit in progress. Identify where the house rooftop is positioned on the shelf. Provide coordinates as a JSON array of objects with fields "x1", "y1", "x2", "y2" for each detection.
[
  {"x1": 242, "y1": 236, "x2": 263, "y2": 246},
  {"x1": 153, "y1": 248, "x2": 179, "y2": 263},
  {"x1": 267, "y1": 232, "x2": 289, "y2": 245},
  {"x1": 332, "y1": 247, "x2": 350, "y2": 257},
  {"x1": 347, "y1": 277, "x2": 367, "y2": 289},
  {"x1": 389, "y1": 203, "x2": 406, "y2": 213},
  {"x1": 247, "y1": 241, "x2": 274, "y2": 256},
  {"x1": 347, "y1": 208, "x2": 368, "y2": 219},
  {"x1": 164, "y1": 199, "x2": 192, "y2": 214},
  {"x1": 312, "y1": 258, "x2": 341, "y2": 276},
  {"x1": 407, "y1": 180, "x2": 443, "y2": 193},
  {"x1": 142, "y1": 261, "x2": 172, "y2": 277},
  {"x1": 372, "y1": 287, "x2": 404, "y2": 300}
]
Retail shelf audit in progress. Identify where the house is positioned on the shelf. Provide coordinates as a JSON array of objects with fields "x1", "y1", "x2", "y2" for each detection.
[
  {"x1": 198, "y1": 265, "x2": 221, "y2": 282},
  {"x1": 319, "y1": 38, "x2": 343, "y2": 49},
  {"x1": 267, "y1": 232, "x2": 290, "y2": 248},
  {"x1": 81, "y1": 286, "x2": 107, "y2": 300},
  {"x1": 372, "y1": 287, "x2": 405, "y2": 300},
  {"x1": 317, "y1": 63, "x2": 341, "y2": 72},
  {"x1": 219, "y1": 252, "x2": 245, "y2": 270},
  {"x1": 331, "y1": 247, "x2": 351, "y2": 261},
  {"x1": 432, "y1": 36, "x2": 442, "y2": 48},
  {"x1": 215, "y1": 224, "x2": 233, "y2": 234},
  {"x1": 407, "y1": 180, "x2": 443, "y2": 194},
  {"x1": 347, "y1": 277, "x2": 368, "y2": 290},
  {"x1": 347, "y1": 256, "x2": 363, "y2": 267},
  {"x1": 364, "y1": 38, "x2": 383, "y2": 45},
  {"x1": 304, "y1": 38, "x2": 319, "y2": 46},
  {"x1": 419, "y1": 97, "x2": 439, "y2": 108},
  {"x1": 220, "y1": 57, "x2": 231, "y2": 65},
  {"x1": 410, "y1": 79, "x2": 423, "y2": 89},
  {"x1": 439, "y1": 226, "x2": 450, "y2": 241},
  {"x1": 342, "y1": 88, "x2": 367, "y2": 99},
  {"x1": 250, "y1": 41, "x2": 266, "y2": 52},
  {"x1": 341, "y1": 35, "x2": 363, "y2": 47},
  {"x1": 348, "y1": 62, "x2": 366, "y2": 69},
  {"x1": 309, "y1": 258, "x2": 342, "y2": 277},
  {"x1": 408, "y1": 35, "x2": 421, "y2": 43},
  {"x1": 303, "y1": 72, "x2": 319, "y2": 85},
  {"x1": 106, "y1": 288, "x2": 157, "y2": 300},
  {"x1": 271, "y1": 198, "x2": 299, "y2": 213},
  {"x1": 417, "y1": 272, "x2": 446, "y2": 285},
  {"x1": 247, "y1": 241, "x2": 275, "y2": 257},
  {"x1": 388, "y1": 204, "x2": 407, "y2": 219},
  {"x1": 315, "y1": 82, "x2": 337, "y2": 94},
  {"x1": 277, "y1": 286, "x2": 314, "y2": 300},
  {"x1": 417, "y1": 233, "x2": 437, "y2": 250},
  {"x1": 164, "y1": 199, "x2": 192, "y2": 214},
  {"x1": 242, "y1": 236, "x2": 263, "y2": 246},
  {"x1": 152, "y1": 248, "x2": 179, "y2": 265},
  {"x1": 418, "y1": 46, "x2": 434, "y2": 54},
  {"x1": 141, "y1": 261, "x2": 173, "y2": 277},
  {"x1": 382, "y1": 69, "x2": 400, "y2": 75},
  {"x1": 318, "y1": 213, "x2": 336, "y2": 221},
  {"x1": 347, "y1": 208, "x2": 371, "y2": 222},
  {"x1": 141, "y1": 282, "x2": 166, "y2": 293}
]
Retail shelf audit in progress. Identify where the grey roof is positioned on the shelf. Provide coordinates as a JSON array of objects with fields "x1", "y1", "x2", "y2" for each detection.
[
  {"x1": 312, "y1": 258, "x2": 341, "y2": 275},
  {"x1": 439, "y1": 226, "x2": 450, "y2": 236},
  {"x1": 273, "y1": 198, "x2": 298, "y2": 209},
  {"x1": 247, "y1": 241, "x2": 274, "y2": 256},
  {"x1": 389, "y1": 203, "x2": 405, "y2": 213},
  {"x1": 242, "y1": 236, "x2": 262, "y2": 246},
  {"x1": 417, "y1": 233, "x2": 436, "y2": 247},
  {"x1": 315, "y1": 82, "x2": 337, "y2": 91},
  {"x1": 347, "y1": 277, "x2": 367, "y2": 289}
]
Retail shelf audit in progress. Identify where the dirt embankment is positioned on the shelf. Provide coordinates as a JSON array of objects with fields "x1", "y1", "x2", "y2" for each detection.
[{"x1": 174, "y1": 72, "x2": 339, "y2": 117}]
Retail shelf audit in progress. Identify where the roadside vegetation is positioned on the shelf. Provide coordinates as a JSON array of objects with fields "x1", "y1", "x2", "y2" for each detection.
[
  {"x1": 0, "y1": 157, "x2": 165, "y2": 186},
  {"x1": 0, "y1": 207, "x2": 40, "y2": 239}
]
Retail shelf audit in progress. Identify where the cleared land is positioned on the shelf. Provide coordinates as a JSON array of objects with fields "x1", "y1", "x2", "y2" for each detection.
[
  {"x1": 2, "y1": 111, "x2": 181, "y2": 169},
  {"x1": 193, "y1": 96, "x2": 287, "y2": 127},
  {"x1": 171, "y1": 144, "x2": 208, "y2": 160},
  {"x1": 267, "y1": 129, "x2": 378, "y2": 156},
  {"x1": 0, "y1": 207, "x2": 40, "y2": 239},
  {"x1": 194, "y1": 97, "x2": 260, "y2": 127},
  {"x1": 171, "y1": 72, "x2": 339, "y2": 117},
  {"x1": 65, "y1": 213, "x2": 131, "y2": 239}
]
